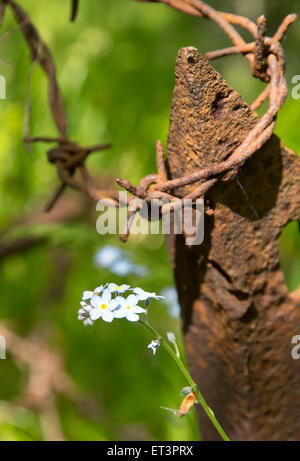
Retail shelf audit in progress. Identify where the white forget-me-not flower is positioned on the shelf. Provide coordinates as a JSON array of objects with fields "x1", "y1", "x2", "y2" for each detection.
[
  {"x1": 89, "y1": 290, "x2": 115, "y2": 322},
  {"x1": 111, "y1": 294, "x2": 146, "y2": 322},
  {"x1": 148, "y1": 339, "x2": 160, "y2": 355},
  {"x1": 107, "y1": 283, "x2": 131, "y2": 294},
  {"x1": 133, "y1": 287, "x2": 165, "y2": 302},
  {"x1": 82, "y1": 284, "x2": 107, "y2": 301}
]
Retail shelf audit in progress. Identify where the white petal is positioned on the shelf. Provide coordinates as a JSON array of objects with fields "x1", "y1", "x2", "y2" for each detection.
[
  {"x1": 109, "y1": 299, "x2": 120, "y2": 310},
  {"x1": 90, "y1": 308, "x2": 102, "y2": 320},
  {"x1": 108, "y1": 283, "x2": 117, "y2": 291},
  {"x1": 126, "y1": 312, "x2": 139, "y2": 322},
  {"x1": 102, "y1": 310, "x2": 114, "y2": 323},
  {"x1": 148, "y1": 340, "x2": 160, "y2": 355},
  {"x1": 113, "y1": 307, "x2": 126, "y2": 318},
  {"x1": 102, "y1": 290, "x2": 112, "y2": 304},
  {"x1": 82, "y1": 291, "x2": 93, "y2": 300},
  {"x1": 115, "y1": 295, "x2": 126, "y2": 305},
  {"x1": 149, "y1": 345, "x2": 157, "y2": 355},
  {"x1": 90, "y1": 296, "x2": 101, "y2": 308},
  {"x1": 110, "y1": 297, "x2": 125, "y2": 311},
  {"x1": 121, "y1": 284, "x2": 131, "y2": 290},
  {"x1": 133, "y1": 287, "x2": 143, "y2": 295},
  {"x1": 138, "y1": 292, "x2": 149, "y2": 301},
  {"x1": 127, "y1": 294, "x2": 139, "y2": 305},
  {"x1": 132, "y1": 305, "x2": 146, "y2": 314}
]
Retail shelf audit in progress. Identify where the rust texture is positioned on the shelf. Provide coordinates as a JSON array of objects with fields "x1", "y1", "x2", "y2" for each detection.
[{"x1": 166, "y1": 46, "x2": 300, "y2": 440}]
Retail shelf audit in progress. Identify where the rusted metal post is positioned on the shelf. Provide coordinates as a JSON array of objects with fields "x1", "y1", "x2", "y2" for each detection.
[{"x1": 166, "y1": 47, "x2": 300, "y2": 440}]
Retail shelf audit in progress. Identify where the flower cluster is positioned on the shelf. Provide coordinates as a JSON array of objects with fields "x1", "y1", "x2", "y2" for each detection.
[{"x1": 78, "y1": 283, "x2": 165, "y2": 326}]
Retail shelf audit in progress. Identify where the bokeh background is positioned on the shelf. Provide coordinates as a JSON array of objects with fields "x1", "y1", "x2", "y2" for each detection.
[{"x1": 0, "y1": 0, "x2": 299, "y2": 441}]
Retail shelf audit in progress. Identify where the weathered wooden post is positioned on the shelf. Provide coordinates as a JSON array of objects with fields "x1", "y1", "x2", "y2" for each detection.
[{"x1": 166, "y1": 46, "x2": 300, "y2": 440}]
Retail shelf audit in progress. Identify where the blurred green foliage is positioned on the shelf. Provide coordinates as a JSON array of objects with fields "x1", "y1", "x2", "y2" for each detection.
[{"x1": 0, "y1": 0, "x2": 299, "y2": 441}]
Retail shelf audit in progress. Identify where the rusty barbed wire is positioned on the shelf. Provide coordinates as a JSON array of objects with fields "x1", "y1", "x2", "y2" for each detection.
[
  {"x1": 3, "y1": 0, "x2": 118, "y2": 211},
  {"x1": 1, "y1": 0, "x2": 297, "y2": 242},
  {"x1": 118, "y1": 0, "x2": 296, "y2": 240}
]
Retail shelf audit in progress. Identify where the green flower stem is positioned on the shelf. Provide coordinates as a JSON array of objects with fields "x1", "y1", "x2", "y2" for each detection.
[{"x1": 139, "y1": 319, "x2": 230, "y2": 442}]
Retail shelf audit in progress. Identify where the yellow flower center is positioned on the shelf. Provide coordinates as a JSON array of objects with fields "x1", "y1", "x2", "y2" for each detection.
[
  {"x1": 126, "y1": 305, "x2": 131, "y2": 310},
  {"x1": 116, "y1": 286, "x2": 121, "y2": 290},
  {"x1": 101, "y1": 303, "x2": 107, "y2": 310}
]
